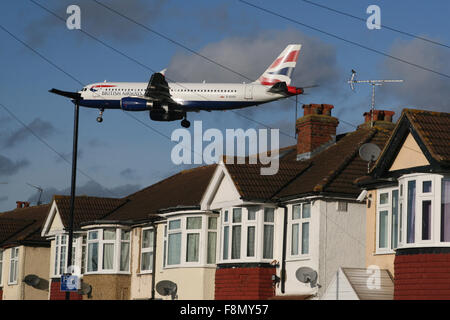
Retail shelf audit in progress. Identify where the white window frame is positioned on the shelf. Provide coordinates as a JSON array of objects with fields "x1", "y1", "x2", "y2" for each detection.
[
  {"x1": 207, "y1": 216, "x2": 218, "y2": 265},
  {"x1": 376, "y1": 187, "x2": 399, "y2": 254},
  {"x1": 8, "y1": 247, "x2": 19, "y2": 285},
  {"x1": 220, "y1": 206, "x2": 276, "y2": 264},
  {"x1": 288, "y1": 203, "x2": 311, "y2": 259},
  {"x1": 0, "y1": 249, "x2": 3, "y2": 287},
  {"x1": 140, "y1": 227, "x2": 154, "y2": 273},
  {"x1": 53, "y1": 234, "x2": 86, "y2": 277},
  {"x1": 164, "y1": 213, "x2": 218, "y2": 268},
  {"x1": 85, "y1": 228, "x2": 131, "y2": 275}
]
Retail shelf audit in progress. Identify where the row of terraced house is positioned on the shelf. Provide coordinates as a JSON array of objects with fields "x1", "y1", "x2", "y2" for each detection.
[{"x1": 0, "y1": 104, "x2": 449, "y2": 300}]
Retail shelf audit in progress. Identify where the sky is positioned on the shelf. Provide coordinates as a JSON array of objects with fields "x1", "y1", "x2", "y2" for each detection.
[{"x1": 0, "y1": 0, "x2": 449, "y2": 211}]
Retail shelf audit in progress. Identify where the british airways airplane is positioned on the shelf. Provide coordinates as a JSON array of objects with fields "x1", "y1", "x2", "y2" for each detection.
[{"x1": 50, "y1": 44, "x2": 306, "y2": 128}]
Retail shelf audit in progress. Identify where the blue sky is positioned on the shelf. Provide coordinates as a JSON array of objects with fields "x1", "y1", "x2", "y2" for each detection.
[{"x1": 0, "y1": 0, "x2": 449, "y2": 211}]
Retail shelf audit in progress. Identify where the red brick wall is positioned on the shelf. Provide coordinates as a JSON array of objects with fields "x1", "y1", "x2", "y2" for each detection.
[
  {"x1": 49, "y1": 279, "x2": 83, "y2": 300},
  {"x1": 394, "y1": 253, "x2": 450, "y2": 300},
  {"x1": 215, "y1": 267, "x2": 276, "y2": 300}
]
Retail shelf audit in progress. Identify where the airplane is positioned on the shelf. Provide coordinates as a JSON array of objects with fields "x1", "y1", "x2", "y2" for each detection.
[{"x1": 50, "y1": 44, "x2": 309, "y2": 128}]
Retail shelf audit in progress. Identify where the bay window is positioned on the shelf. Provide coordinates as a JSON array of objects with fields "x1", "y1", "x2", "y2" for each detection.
[
  {"x1": 376, "y1": 174, "x2": 450, "y2": 250},
  {"x1": 165, "y1": 214, "x2": 217, "y2": 267},
  {"x1": 86, "y1": 228, "x2": 131, "y2": 274},
  {"x1": 290, "y1": 203, "x2": 311, "y2": 257},
  {"x1": 8, "y1": 247, "x2": 19, "y2": 285},
  {"x1": 221, "y1": 206, "x2": 276, "y2": 263}
]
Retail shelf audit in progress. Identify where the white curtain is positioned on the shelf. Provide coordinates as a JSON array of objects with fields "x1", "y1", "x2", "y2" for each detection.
[
  {"x1": 442, "y1": 179, "x2": 450, "y2": 242},
  {"x1": 186, "y1": 233, "x2": 200, "y2": 262},
  {"x1": 232, "y1": 226, "x2": 241, "y2": 259},
  {"x1": 247, "y1": 226, "x2": 255, "y2": 257},
  {"x1": 168, "y1": 233, "x2": 181, "y2": 265},
  {"x1": 141, "y1": 252, "x2": 153, "y2": 271},
  {"x1": 263, "y1": 225, "x2": 274, "y2": 259},
  {"x1": 302, "y1": 222, "x2": 309, "y2": 254},
  {"x1": 223, "y1": 226, "x2": 229, "y2": 260},
  {"x1": 291, "y1": 224, "x2": 299, "y2": 255},
  {"x1": 120, "y1": 242, "x2": 130, "y2": 271},
  {"x1": 103, "y1": 243, "x2": 114, "y2": 270},
  {"x1": 207, "y1": 232, "x2": 217, "y2": 264},
  {"x1": 88, "y1": 243, "x2": 98, "y2": 272},
  {"x1": 379, "y1": 211, "x2": 389, "y2": 248}
]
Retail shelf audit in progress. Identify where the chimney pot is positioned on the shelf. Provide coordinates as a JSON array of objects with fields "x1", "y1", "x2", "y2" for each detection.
[{"x1": 16, "y1": 201, "x2": 23, "y2": 209}]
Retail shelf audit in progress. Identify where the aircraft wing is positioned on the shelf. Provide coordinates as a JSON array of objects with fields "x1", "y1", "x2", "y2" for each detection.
[{"x1": 144, "y1": 72, "x2": 177, "y2": 105}]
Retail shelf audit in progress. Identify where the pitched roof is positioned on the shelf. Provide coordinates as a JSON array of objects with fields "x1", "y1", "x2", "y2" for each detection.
[
  {"x1": 273, "y1": 126, "x2": 393, "y2": 199},
  {"x1": 101, "y1": 165, "x2": 217, "y2": 222},
  {"x1": 224, "y1": 152, "x2": 311, "y2": 201},
  {"x1": 52, "y1": 195, "x2": 126, "y2": 229},
  {"x1": 0, "y1": 204, "x2": 51, "y2": 246},
  {"x1": 401, "y1": 109, "x2": 450, "y2": 165}
]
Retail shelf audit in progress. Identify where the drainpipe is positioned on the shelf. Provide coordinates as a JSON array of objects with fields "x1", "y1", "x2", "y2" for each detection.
[
  {"x1": 279, "y1": 204, "x2": 288, "y2": 294},
  {"x1": 150, "y1": 220, "x2": 157, "y2": 300}
]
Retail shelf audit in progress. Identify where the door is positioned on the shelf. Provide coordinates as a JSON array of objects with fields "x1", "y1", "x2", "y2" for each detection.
[{"x1": 245, "y1": 84, "x2": 253, "y2": 99}]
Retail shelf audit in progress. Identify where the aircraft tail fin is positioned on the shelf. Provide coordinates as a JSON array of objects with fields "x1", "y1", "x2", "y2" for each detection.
[{"x1": 254, "y1": 44, "x2": 301, "y2": 86}]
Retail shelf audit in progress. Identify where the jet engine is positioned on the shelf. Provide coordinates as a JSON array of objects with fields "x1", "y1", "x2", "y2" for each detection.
[
  {"x1": 121, "y1": 97, "x2": 153, "y2": 111},
  {"x1": 150, "y1": 109, "x2": 185, "y2": 122}
]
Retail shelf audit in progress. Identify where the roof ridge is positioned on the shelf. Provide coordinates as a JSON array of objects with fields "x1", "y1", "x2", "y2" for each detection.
[{"x1": 313, "y1": 128, "x2": 377, "y2": 192}]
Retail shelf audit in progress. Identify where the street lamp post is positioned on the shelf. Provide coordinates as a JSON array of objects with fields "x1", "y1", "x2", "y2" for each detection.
[{"x1": 65, "y1": 102, "x2": 79, "y2": 300}]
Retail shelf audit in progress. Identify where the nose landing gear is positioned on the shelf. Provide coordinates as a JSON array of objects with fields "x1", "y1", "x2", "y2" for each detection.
[{"x1": 96, "y1": 109, "x2": 104, "y2": 123}]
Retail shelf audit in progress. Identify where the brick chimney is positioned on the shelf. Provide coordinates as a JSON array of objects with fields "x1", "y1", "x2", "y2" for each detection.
[
  {"x1": 358, "y1": 109, "x2": 395, "y2": 129},
  {"x1": 296, "y1": 104, "x2": 339, "y2": 160},
  {"x1": 16, "y1": 201, "x2": 30, "y2": 209}
]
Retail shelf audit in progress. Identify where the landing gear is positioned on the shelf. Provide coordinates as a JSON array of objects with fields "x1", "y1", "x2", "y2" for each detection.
[
  {"x1": 96, "y1": 109, "x2": 104, "y2": 123},
  {"x1": 181, "y1": 118, "x2": 190, "y2": 128}
]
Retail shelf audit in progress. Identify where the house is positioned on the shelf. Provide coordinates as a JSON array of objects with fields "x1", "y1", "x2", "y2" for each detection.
[
  {"x1": 0, "y1": 202, "x2": 51, "y2": 300},
  {"x1": 200, "y1": 104, "x2": 394, "y2": 299},
  {"x1": 357, "y1": 109, "x2": 450, "y2": 299}
]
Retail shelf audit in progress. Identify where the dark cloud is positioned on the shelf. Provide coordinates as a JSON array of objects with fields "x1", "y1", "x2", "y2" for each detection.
[
  {"x1": 26, "y1": 0, "x2": 169, "y2": 47},
  {"x1": 0, "y1": 155, "x2": 30, "y2": 177},
  {"x1": 379, "y1": 38, "x2": 450, "y2": 113},
  {"x1": 165, "y1": 28, "x2": 340, "y2": 91},
  {"x1": 120, "y1": 168, "x2": 140, "y2": 180},
  {"x1": 27, "y1": 180, "x2": 141, "y2": 204},
  {"x1": 2, "y1": 118, "x2": 57, "y2": 149}
]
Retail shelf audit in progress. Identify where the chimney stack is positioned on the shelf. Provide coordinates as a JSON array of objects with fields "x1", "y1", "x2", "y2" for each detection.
[
  {"x1": 359, "y1": 109, "x2": 395, "y2": 129},
  {"x1": 296, "y1": 104, "x2": 339, "y2": 160},
  {"x1": 16, "y1": 201, "x2": 30, "y2": 209}
]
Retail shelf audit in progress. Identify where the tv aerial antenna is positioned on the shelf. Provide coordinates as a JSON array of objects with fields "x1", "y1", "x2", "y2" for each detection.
[
  {"x1": 26, "y1": 183, "x2": 43, "y2": 205},
  {"x1": 348, "y1": 70, "x2": 403, "y2": 127}
]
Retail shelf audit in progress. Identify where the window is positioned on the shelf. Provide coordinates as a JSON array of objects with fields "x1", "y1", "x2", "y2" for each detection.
[
  {"x1": 263, "y1": 208, "x2": 275, "y2": 259},
  {"x1": 207, "y1": 217, "x2": 217, "y2": 264},
  {"x1": 376, "y1": 188, "x2": 399, "y2": 252},
  {"x1": 165, "y1": 215, "x2": 217, "y2": 267},
  {"x1": 406, "y1": 180, "x2": 416, "y2": 243},
  {"x1": 221, "y1": 207, "x2": 277, "y2": 262},
  {"x1": 291, "y1": 203, "x2": 311, "y2": 256},
  {"x1": 53, "y1": 235, "x2": 83, "y2": 277},
  {"x1": 442, "y1": 179, "x2": 450, "y2": 242},
  {"x1": 337, "y1": 201, "x2": 348, "y2": 212},
  {"x1": 0, "y1": 250, "x2": 3, "y2": 286},
  {"x1": 9, "y1": 247, "x2": 19, "y2": 284},
  {"x1": 86, "y1": 228, "x2": 130, "y2": 274},
  {"x1": 141, "y1": 228, "x2": 154, "y2": 272}
]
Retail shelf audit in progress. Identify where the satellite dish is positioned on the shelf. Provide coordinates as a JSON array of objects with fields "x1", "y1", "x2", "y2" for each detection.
[
  {"x1": 295, "y1": 267, "x2": 318, "y2": 288},
  {"x1": 23, "y1": 274, "x2": 49, "y2": 291},
  {"x1": 79, "y1": 282, "x2": 93, "y2": 298},
  {"x1": 156, "y1": 280, "x2": 178, "y2": 300},
  {"x1": 359, "y1": 143, "x2": 381, "y2": 162}
]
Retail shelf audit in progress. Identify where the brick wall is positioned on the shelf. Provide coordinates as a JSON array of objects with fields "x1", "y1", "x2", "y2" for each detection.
[
  {"x1": 49, "y1": 279, "x2": 83, "y2": 300},
  {"x1": 215, "y1": 266, "x2": 276, "y2": 300},
  {"x1": 394, "y1": 252, "x2": 450, "y2": 300}
]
